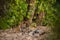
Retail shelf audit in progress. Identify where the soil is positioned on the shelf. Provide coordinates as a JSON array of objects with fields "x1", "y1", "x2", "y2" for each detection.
[{"x1": 0, "y1": 26, "x2": 51, "y2": 40}]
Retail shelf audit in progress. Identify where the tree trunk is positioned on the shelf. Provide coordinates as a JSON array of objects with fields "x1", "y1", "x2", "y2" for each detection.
[
  {"x1": 37, "y1": 11, "x2": 46, "y2": 26},
  {"x1": 25, "y1": 0, "x2": 36, "y2": 27}
]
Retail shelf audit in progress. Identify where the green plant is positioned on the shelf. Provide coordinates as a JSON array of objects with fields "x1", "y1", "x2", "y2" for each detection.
[
  {"x1": 0, "y1": 0, "x2": 28, "y2": 29},
  {"x1": 38, "y1": 0, "x2": 56, "y2": 26}
]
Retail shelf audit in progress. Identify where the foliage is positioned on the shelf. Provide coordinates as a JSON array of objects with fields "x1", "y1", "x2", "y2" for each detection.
[
  {"x1": 37, "y1": 0, "x2": 57, "y2": 26},
  {"x1": 0, "y1": 0, "x2": 28, "y2": 29},
  {"x1": 0, "y1": 0, "x2": 60, "y2": 30},
  {"x1": 52, "y1": 1, "x2": 60, "y2": 39}
]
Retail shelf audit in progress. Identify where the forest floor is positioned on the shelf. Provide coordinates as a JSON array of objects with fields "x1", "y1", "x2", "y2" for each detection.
[{"x1": 0, "y1": 26, "x2": 52, "y2": 40}]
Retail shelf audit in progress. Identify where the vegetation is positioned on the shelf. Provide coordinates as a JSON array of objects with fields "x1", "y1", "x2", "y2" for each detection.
[
  {"x1": 0, "y1": 0, "x2": 60, "y2": 40},
  {"x1": 0, "y1": 0, "x2": 60, "y2": 37},
  {"x1": 0, "y1": 0, "x2": 28, "y2": 29}
]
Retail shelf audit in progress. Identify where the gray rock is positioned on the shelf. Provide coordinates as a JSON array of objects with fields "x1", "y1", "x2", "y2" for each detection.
[{"x1": 29, "y1": 29, "x2": 45, "y2": 36}]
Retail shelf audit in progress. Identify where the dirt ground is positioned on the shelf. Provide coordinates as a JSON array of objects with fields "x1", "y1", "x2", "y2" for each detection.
[{"x1": 0, "y1": 26, "x2": 51, "y2": 40}]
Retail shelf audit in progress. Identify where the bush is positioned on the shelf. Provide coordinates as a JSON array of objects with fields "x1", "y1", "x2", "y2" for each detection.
[{"x1": 0, "y1": 0, "x2": 28, "y2": 29}]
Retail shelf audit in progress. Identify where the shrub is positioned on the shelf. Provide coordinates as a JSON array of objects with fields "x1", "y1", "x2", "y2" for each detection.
[{"x1": 0, "y1": 0, "x2": 28, "y2": 29}]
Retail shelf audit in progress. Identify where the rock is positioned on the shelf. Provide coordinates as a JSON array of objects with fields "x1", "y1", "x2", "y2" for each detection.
[
  {"x1": 29, "y1": 29, "x2": 45, "y2": 36},
  {"x1": 33, "y1": 30, "x2": 39, "y2": 33}
]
